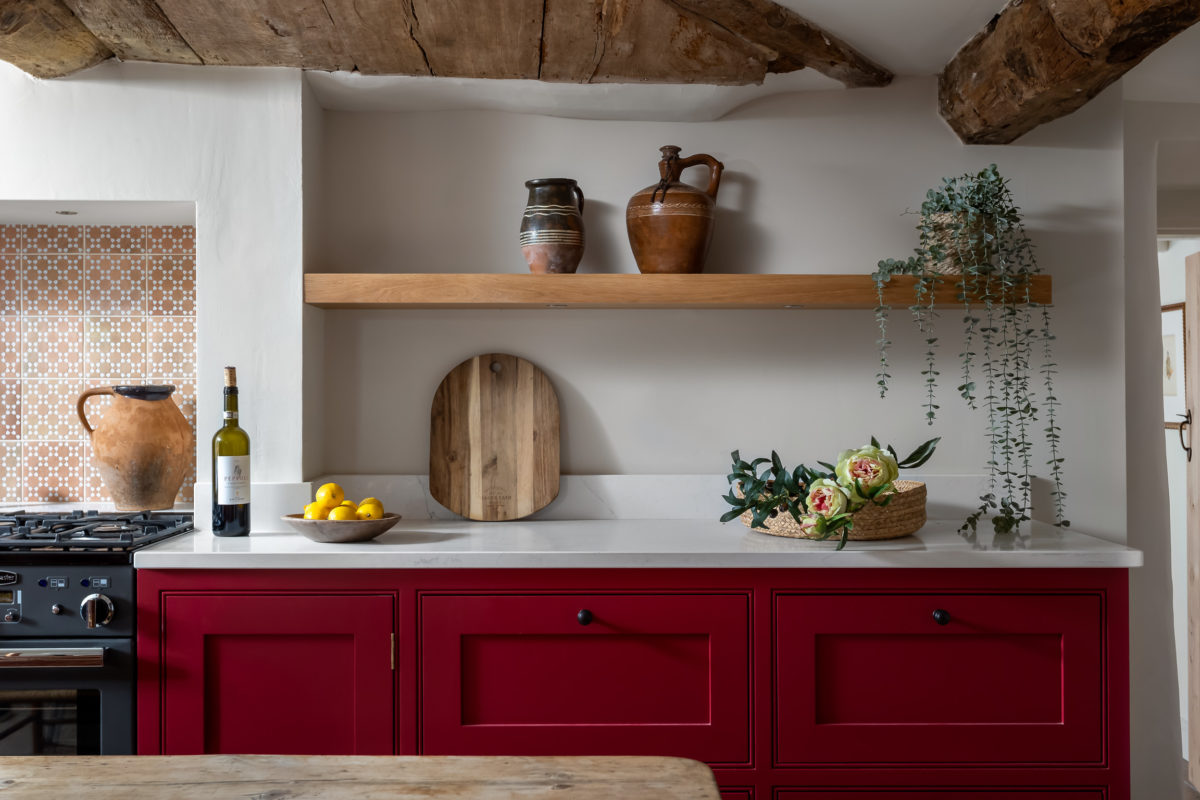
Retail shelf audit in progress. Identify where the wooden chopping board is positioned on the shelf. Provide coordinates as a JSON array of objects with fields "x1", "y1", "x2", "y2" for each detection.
[{"x1": 430, "y1": 353, "x2": 560, "y2": 521}]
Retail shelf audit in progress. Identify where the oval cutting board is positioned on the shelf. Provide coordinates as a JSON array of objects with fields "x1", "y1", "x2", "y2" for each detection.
[{"x1": 429, "y1": 353, "x2": 561, "y2": 521}]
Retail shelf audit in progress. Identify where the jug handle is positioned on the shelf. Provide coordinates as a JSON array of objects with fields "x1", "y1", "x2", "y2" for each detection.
[
  {"x1": 573, "y1": 184, "x2": 585, "y2": 213},
  {"x1": 77, "y1": 387, "x2": 114, "y2": 435},
  {"x1": 676, "y1": 154, "x2": 724, "y2": 200}
]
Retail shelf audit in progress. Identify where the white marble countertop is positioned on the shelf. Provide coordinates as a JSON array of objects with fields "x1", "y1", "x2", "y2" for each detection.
[{"x1": 134, "y1": 519, "x2": 1142, "y2": 569}]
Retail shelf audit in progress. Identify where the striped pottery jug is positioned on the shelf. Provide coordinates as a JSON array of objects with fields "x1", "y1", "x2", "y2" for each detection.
[{"x1": 520, "y1": 178, "x2": 585, "y2": 274}]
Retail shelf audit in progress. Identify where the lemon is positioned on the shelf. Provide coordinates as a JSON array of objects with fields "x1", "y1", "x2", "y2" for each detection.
[
  {"x1": 315, "y1": 482, "x2": 344, "y2": 508},
  {"x1": 359, "y1": 497, "x2": 383, "y2": 511},
  {"x1": 357, "y1": 502, "x2": 384, "y2": 520},
  {"x1": 327, "y1": 505, "x2": 357, "y2": 521},
  {"x1": 339, "y1": 500, "x2": 359, "y2": 512},
  {"x1": 303, "y1": 502, "x2": 328, "y2": 520}
]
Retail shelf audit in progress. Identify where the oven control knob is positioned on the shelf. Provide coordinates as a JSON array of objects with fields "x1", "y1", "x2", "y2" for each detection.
[
  {"x1": 79, "y1": 593, "x2": 115, "y2": 628},
  {"x1": 51, "y1": 603, "x2": 65, "y2": 615},
  {"x1": 3, "y1": 609, "x2": 17, "y2": 623}
]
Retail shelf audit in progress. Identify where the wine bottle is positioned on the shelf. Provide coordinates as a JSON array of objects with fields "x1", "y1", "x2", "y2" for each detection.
[{"x1": 212, "y1": 366, "x2": 250, "y2": 536}]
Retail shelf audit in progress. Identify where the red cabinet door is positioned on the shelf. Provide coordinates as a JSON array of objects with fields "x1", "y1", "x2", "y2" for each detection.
[
  {"x1": 421, "y1": 593, "x2": 750, "y2": 764},
  {"x1": 161, "y1": 593, "x2": 394, "y2": 755},
  {"x1": 775, "y1": 593, "x2": 1104, "y2": 766},
  {"x1": 777, "y1": 792, "x2": 1103, "y2": 799}
]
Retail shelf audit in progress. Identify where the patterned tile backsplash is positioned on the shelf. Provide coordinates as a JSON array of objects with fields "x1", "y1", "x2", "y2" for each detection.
[{"x1": 0, "y1": 224, "x2": 196, "y2": 506}]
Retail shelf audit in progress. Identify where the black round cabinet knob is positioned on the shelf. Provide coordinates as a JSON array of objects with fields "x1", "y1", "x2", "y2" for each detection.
[
  {"x1": 577, "y1": 609, "x2": 593, "y2": 626},
  {"x1": 932, "y1": 608, "x2": 951, "y2": 626}
]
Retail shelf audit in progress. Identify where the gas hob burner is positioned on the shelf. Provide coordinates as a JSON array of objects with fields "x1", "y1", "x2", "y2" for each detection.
[{"x1": 0, "y1": 510, "x2": 194, "y2": 554}]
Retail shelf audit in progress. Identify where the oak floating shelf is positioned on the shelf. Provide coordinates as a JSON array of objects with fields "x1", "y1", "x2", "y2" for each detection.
[{"x1": 304, "y1": 273, "x2": 1053, "y2": 310}]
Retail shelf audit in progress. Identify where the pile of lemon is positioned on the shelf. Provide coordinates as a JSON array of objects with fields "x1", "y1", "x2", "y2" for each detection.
[{"x1": 303, "y1": 482, "x2": 386, "y2": 521}]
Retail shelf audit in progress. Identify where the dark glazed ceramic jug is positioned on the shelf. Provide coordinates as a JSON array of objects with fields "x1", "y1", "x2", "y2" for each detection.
[
  {"x1": 78, "y1": 384, "x2": 194, "y2": 510},
  {"x1": 626, "y1": 145, "x2": 724, "y2": 274},
  {"x1": 520, "y1": 178, "x2": 585, "y2": 274}
]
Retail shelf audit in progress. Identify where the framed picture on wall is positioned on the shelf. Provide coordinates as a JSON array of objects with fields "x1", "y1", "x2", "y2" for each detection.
[{"x1": 1164, "y1": 302, "x2": 1187, "y2": 429}]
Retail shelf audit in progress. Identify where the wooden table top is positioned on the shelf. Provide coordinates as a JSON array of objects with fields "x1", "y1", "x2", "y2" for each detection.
[{"x1": 0, "y1": 754, "x2": 722, "y2": 799}]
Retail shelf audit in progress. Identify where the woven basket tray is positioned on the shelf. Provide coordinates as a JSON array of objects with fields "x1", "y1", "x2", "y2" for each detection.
[{"x1": 740, "y1": 480, "x2": 927, "y2": 541}]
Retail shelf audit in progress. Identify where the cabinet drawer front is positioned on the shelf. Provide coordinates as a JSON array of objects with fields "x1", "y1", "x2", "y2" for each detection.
[
  {"x1": 775, "y1": 593, "x2": 1104, "y2": 766},
  {"x1": 778, "y1": 792, "x2": 1103, "y2": 799},
  {"x1": 421, "y1": 593, "x2": 750, "y2": 763},
  {"x1": 162, "y1": 593, "x2": 395, "y2": 755}
]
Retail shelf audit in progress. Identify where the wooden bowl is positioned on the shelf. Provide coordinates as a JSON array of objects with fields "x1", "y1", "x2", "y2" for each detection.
[{"x1": 280, "y1": 512, "x2": 401, "y2": 543}]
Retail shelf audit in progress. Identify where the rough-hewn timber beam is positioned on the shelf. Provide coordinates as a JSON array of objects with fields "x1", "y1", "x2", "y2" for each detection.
[
  {"x1": 0, "y1": 0, "x2": 110, "y2": 78},
  {"x1": 941, "y1": 0, "x2": 1200, "y2": 145},
  {"x1": 667, "y1": 0, "x2": 892, "y2": 87},
  {"x1": 62, "y1": 0, "x2": 199, "y2": 65}
]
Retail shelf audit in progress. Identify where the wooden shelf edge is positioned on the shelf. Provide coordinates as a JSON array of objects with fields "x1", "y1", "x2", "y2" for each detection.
[{"x1": 304, "y1": 273, "x2": 1053, "y2": 310}]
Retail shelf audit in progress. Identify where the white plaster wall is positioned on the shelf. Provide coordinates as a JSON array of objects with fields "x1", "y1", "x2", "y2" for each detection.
[
  {"x1": 1126, "y1": 102, "x2": 1200, "y2": 798},
  {"x1": 315, "y1": 77, "x2": 1126, "y2": 542},
  {"x1": 0, "y1": 62, "x2": 307, "y2": 525},
  {"x1": 1160, "y1": 236, "x2": 1200, "y2": 760}
]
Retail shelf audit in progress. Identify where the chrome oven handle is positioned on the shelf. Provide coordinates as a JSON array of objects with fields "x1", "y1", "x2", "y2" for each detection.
[{"x1": 0, "y1": 648, "x2": 106, "y2": 668}]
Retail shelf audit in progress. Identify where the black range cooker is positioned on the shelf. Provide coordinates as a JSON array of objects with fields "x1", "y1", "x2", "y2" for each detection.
[{"x1": 0, "y1": 510, "x2": 193, "y2": 755}]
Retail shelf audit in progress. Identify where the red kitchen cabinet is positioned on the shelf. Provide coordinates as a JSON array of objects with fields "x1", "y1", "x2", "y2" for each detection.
[
  {"x1": 775, "y1": 592, "x2": 1104, "y2": 767},
  {"x1": 136, "y1": 568, "x2": 1127, "y2": 799},
  {"x1": 776, "y1": 793, "x2": 1103, "y2": 799},
  {"x1": 155, "y1": 592, "x2": 394, "y2": 755},
  {"x1": 420, "y1": 593, "x2": 751, "y2": 764}
]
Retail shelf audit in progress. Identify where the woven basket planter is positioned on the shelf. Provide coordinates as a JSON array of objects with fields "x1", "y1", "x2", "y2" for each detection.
[
  {"x1": 924, "y1": 212, "x2": 994, "y2": 276},
  {"x1": 740, "y1": 479, "x2": 927, "y2": 542}
]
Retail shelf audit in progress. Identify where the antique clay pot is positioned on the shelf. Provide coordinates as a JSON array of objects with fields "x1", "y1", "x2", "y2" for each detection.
[
  {"x1": 626, "y1": 145, "x2": 724, "y2": 274},
  {"x1": 78, "y1": 385, "x2": 194, "y2": 510},
  {"x1": 520, "y1": 178, "x2": 585, "y2": 273}
]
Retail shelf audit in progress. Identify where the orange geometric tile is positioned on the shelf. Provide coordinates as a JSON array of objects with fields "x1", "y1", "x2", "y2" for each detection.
[
  {"x1": 0, "y1": 443, "x2": 20, "y2": 504},
  {"x1": 24, "y1": 224, "x2": 83, "y2": 254},
  {"x1": 23, "y1": 254, "x2": 85, "y2": 316},
  {"x1": 23, "y1": 441, "x2": 85, "y2": 502},
  {"x1": 86, "y1": 253, "x2": 146, "y2": 316},
  {"x1": 146, "y1": 316, "x2": 195, "y2": 377},
  {"x1": 146, "y1": 225, "x2": 195, "y2": 254},
  {"x1": 23, "y1": 317, "x2": 84, "y2": 379},
  {"x1": 0, "y1": 318, "x2": 19, "y2": 379},
  {"x1": 22, "y1": 380, "x2": 92, "y2": 441},
  {"x1": 0, "y1": 225, "x2": 21, "y2": 255},
  {"x1": 83, "y1": 452, "x2": 111, "y2": 504},
  {"x1": 86, "y1": 225, "x2": 145, "y2": 254},
  {"x1": 0, "y1": 380, "x2": 18, "y2": 440},
  {"x1": 86, "y1": 317, "x2": 145, "y2": 378},
  {"x1": 147, "y1": 253, "x2": 195, "y2": 315},
  {"x1": 0, "y1": 254, "x2": 19, "y2": 315}
]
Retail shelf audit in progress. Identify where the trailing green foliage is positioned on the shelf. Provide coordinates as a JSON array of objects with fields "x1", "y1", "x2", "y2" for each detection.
[{"x1": 872, "y1": 164, "x2": 1067, "y2": 535}]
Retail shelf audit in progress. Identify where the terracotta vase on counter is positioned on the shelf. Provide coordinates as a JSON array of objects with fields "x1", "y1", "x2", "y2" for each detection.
[
  {"x1": 520, "y1": 178, "x2": 585, "y2": 274},
  {"x1": 626, "y1": 145, "x2": 724, "y2": 274},
  {"x1": 77, "y1": 384, "x2": 194, "y2": 510}
]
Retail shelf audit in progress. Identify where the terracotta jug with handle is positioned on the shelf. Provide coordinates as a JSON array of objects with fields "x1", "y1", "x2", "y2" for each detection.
[
  {"x1": 77, "y1": 385, "x2": 194, "y2": 510},
  {"x1": 626, "y1": 145, "x2": 724, "y2": 274}
]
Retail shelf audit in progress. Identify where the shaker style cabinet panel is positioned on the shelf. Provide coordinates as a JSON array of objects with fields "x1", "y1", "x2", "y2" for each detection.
[
  {"x1": 775, "y1": 593, "x2": 1104, "y2": 766},
  {"x1": 159, "y1": 593, "x2": 394, "y2": 755},
  {"x1": 419, "y1": 593, "x2": 751, "y2": 764},
  {"x1": 777, "y1": 792, "x2": 1104, "y2": 799}
]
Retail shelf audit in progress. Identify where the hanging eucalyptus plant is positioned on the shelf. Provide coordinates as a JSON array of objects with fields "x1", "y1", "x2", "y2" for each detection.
[{"x1": 873, "y1": 164, "x2": 1067, "y2": 535}]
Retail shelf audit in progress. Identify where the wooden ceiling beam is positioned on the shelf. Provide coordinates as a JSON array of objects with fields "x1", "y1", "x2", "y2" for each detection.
[
  {"x1": 0, "y1": 0, "x2": 110, "y2": 78},
  {"x1": 666, "y1": 0, "x2": 892, "y2": 87},
  {"x1": 940, "y1": 0, "x2": 1200, "y2": 145},
  {"x1": 61, "y1": 0, "x2": 199, "y2": 65}
]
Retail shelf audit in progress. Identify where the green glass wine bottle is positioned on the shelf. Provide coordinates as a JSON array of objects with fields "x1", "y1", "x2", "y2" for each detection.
[{"x1": 212, "y1": 366, "x2": 250, "y2": 536}]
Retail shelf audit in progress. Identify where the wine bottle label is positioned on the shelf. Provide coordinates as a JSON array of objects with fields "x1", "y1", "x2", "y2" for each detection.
[
  {"x1": 223, "y1": 411, "x2": 238, "y2": 420},
  {"x1": 216, "y1": 455, "x2": 251, "y2": 505}
]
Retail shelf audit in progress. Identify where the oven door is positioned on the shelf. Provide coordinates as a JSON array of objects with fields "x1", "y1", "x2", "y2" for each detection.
[{"x1": 0, "y1": 638, "x2": 133, "y2": 755}]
